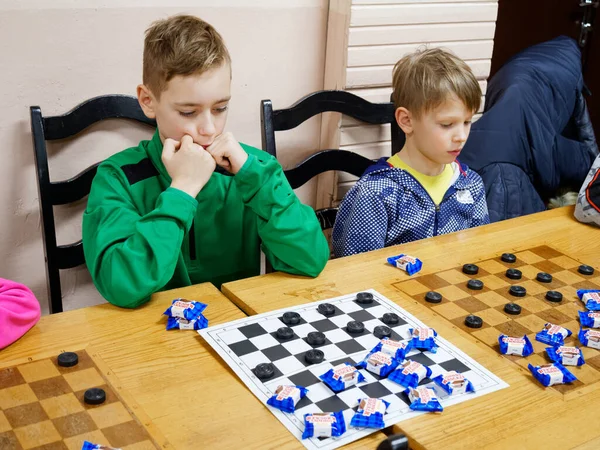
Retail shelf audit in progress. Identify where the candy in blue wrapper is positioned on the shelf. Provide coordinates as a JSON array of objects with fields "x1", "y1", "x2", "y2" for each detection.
[
  {"x1": 579, "y1": 311, "x2": 600, "y2": 328},
  {"x1": 388, "y1": 359, "x2": 432, "y2": 388},
  {"x1": 166, "y1": 315, "x2": 208, "y2": 331},
  {"x1": 359, "y1": 351, "x2": 400, "y2": 377},
  {"x1": 577, "y1": 289, "x2": 600, "y2": 311},
  {"x1": 408, "y1": 327, "x2": 438, "y2": 353},
  {"x1": 350, "y1": 398, "x2": 390, "y2": 429},
  {"x1": 320, "y1": 363, "x2": 365, "y2": 392},
  {"x1": 81, "y1": 442, "x2": 119, "y2": 450},
  {"x1": 545, "y1": 346, "x2": 585, "y2": 366},
  {"x1": 498, "y1": 334, "x2": 534, "y2": 356},
  {"x1": 528, "y1": 362, "x2": 577, "y2": 386},
  {"x1": 371, "y1": 338, "x2": 412, "y2": 360},
  {"x1": 535, "y1": 323, "x2": 572, "y2": 346},
  {"x1": 432, "y1": 371, "x2": 475, "y2": 396},
  {"x1": 579, "y1": 328, "x2": 600, "y2": 349},
  {"x1": 387, "y1": 254, "x2": 422, "y2": 276},
  {"x1": 266, "y1": 385, "x2": 308, "y2": 413},
  {"x1": 81, "y1": 443, "x2": 99, "y2": 450},
  {"x1": 302, "y1": 411, "x2": 346, "y2": 439},
  {"x1": 406, "y1": 387, "x2": 443, "y2": 412},
  {"x1": 163, "y1": 299, "x2": 208, "y2": 321}
]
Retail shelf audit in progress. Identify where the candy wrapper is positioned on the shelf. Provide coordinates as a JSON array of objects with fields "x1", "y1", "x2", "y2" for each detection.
[
  {"x1": 577, "y1": 290, "x2": 600, "y2": 311},
  {"x1": 408, "y1": 327, "x2": 438, "y2": 353},
  {"x1": 528, "y1": 363, "x2": 576, "y2": 387},
  {"x1": 432, "y1": 371, "x2": 475, "y2": 396},
  {"x1": 302, "y1": 411, "x2": 346, "y2": 439},
  {"x1": 545, "y1": 346, "x2": 585, "y2": 367},
  {"x1": 535, "y1": 323, "x2": 572, "y2": 346},
  {"x1": 350, "y1": 398, "x2": 390, "y2": 429},
  {"x1": 579, "y1": 311, "x2": 600, "y2": 328},
  {"x1": 498, "y1": 334, "x2": 534, "y2": 356},
  {"x1": 370, "y1": 338, "x2": 412, "y2": 360},
  {"x1": 267, "y1": 385, "x2": 308, "y2": 413},
  {"x1": 579, "y1": 328, "x2": 600, "y2": 350},
  {"x1": 166, "y1": 316, "x2": 208, "y2": 331},
  {"x1": 406, "y1": 387, "x2": 443, "y2": 412},
  {"x1": 81, "y1": 442, "x2": 119, "y2": 450},
  {"x1": 387, "y1": 254, "x2": 422, "y2": 276},
  {"x1": 163, "y1": 299, "x2": 207, "y2": 321},
  {"x1": 359, "y1": 351, "x2": 400, "y2": 377},
  {"x1": 388, "y1": 359, "x2": 432, "y2": 388},
  {"x1": 320, "y1": 363, "x2": 365, "y2": 392}
]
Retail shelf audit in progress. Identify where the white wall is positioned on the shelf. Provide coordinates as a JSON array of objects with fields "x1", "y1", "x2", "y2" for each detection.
[{"x1": 0, "y1": 0, "x2": 328, "y2": 313}]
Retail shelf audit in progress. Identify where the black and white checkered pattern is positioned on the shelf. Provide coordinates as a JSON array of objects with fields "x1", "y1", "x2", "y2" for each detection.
[{"x1": 201, "y1": 290, "x2": 507, "y2": 450}]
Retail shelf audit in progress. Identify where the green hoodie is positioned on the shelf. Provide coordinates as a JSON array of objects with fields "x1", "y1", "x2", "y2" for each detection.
[{"x1": 82, "y1": 130, "x2": 329, "y2": 308}]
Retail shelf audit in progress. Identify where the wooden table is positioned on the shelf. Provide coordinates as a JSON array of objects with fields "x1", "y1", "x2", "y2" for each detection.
[
  {"x1": 0, "y1": 283, "x2": 386, "y2": 449},
  {"x1": 222, "y1": 206, "x2": 600, "y2": 450}
]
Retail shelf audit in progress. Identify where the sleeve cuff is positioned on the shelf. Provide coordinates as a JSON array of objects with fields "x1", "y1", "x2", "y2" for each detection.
[
  {"x1": 159, "y1": 187, "x2": 199, "y2": 228},
  {"x1": 234, "y1": 153, "x2": 259, "y2": 183}
]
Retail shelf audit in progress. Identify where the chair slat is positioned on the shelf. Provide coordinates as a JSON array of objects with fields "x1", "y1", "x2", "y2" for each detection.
[
  {"x1": 284, "y1": 150, "x2": 374, "y2": 189},
  {"x1": 56, "y1": 241, "x2": 85, "y2": 270},
  {"x1": 43, "y1": 95, "x2": 156, "y2": 140},
  {"x1": 51, "y1": 164, "x2": 99, "y2": 205},
  {"x1": 272, "y1": 90, "x2": 395, "y2": 131}
]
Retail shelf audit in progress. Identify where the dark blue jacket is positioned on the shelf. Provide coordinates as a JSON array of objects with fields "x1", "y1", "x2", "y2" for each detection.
[
  {"x1": 332, "y1": 159, "x2": 489, "y2": 257},
  {"x1": 460, "y1": 36, "x2": 598, "y2": 222}
]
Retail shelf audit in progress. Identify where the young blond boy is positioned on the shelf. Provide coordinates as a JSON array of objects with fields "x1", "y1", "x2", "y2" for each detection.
[
  {"x1": 83, "y1": 15, "x2": 329, "y2": 307},
  {"x1": 332, "y1": 48, "x2": 489, "y2": 257}
]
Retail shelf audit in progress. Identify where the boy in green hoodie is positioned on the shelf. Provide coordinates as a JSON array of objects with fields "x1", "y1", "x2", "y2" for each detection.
[{"x1": 82, "y1": 15, "x2": 329, "y2": 308}]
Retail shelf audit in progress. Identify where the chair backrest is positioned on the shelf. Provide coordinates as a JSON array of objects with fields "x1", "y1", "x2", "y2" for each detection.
[
  {"x1": 30, "y1": 95, "x2": 156, "y2": 314},
  {"x1": 260, "y1": 90, "x2": 403, "y2": 230}
]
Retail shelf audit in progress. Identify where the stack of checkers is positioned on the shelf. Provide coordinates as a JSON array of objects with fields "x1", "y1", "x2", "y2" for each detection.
[
  {"x1": 392, "y1": 245, "x2": 600, "y2": 395},
  {"x1": 0, "y1": 350, "x2": 161, "y2": 449}
]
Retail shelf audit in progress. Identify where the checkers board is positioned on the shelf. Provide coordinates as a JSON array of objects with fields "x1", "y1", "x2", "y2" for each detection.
[
  {"x1": 393, "y1": 245, "x2": 600, "y2": 398},
  {"x1": 0, "y1": 349, "x2": 169, "y2": 450},
  {"x1": 199, "y1": 289, "x2": 507, "y2": 450}
]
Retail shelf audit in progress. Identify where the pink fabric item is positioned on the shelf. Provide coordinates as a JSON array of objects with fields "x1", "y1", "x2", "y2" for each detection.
[{"x1": 0, "y1": 278, "x2": 41, "y2": 349}]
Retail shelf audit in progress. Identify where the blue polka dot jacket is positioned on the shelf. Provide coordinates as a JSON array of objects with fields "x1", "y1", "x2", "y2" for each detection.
[{"x1": 332, "y1": 158, "x2": 490, "y2": 257}]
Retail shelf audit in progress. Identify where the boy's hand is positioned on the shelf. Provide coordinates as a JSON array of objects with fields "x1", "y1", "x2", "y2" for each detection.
[
  {"x1": 163, "y1": 135, "x2": 216, "y2": 198},
  {"x1": 205, "y1": 132, "x2": 248, "y2": 175}
]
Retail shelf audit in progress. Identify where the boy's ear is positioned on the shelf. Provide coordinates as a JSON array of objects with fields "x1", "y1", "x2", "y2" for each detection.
[
  {"x1": 137, "y1": 84, "x2": 156, "y2": 119},
  {"x1": 395, "y1": 107, "x2": 413, "y2": 135}
]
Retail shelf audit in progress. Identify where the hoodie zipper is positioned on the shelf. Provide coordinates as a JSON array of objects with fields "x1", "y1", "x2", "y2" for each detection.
[
  {"x1": 189, "y1": 220, "x2": 197, "y2": 260},
  {"x1": 433, "y1": 186, "x2": 461, "y2": 236},
  {"x1": 392, "y1": 169, "x2": 463, "y2": 237},
  {"x1": 398, "y1": 170, "x2": 442, "y2": 236}
]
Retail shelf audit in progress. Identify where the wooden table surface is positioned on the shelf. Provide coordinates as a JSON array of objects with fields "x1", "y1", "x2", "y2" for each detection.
[
  {"x1": 0, "y1": 283, "x2": 386, "y2": 449},
  {"x1": 222, "y1": 206, "x2": 600, "y2": 450}
]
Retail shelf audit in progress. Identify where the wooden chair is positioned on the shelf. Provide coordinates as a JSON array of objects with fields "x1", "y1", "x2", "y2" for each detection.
[
  {"x1": 30, "y1": 95, "x2": 156, "y2": 313},
  {"x1": 261, "y1": 90, "x2": 403, "y2": 229}
]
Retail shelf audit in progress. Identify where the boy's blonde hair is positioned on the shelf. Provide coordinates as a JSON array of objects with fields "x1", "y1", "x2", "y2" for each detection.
[
  {"x1": 392, "y1": 47, "x2": 481, "y2": 117},
  {"x1": 143, "y1": 15, "x2": 231, "y2": 97}
]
